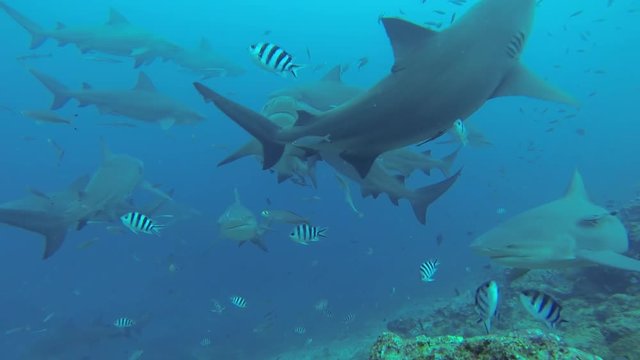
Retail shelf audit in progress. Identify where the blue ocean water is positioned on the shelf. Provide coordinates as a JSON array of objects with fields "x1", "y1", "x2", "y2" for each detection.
[{"x1": 0, "y1": 0, "x2": 638, "y2": 358}]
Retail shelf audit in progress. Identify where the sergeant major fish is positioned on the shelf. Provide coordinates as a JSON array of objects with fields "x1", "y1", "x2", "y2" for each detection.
[
  {"x1": 249, "y1": 42, "x2": 302, "y2": 78},
  {"x1": 289, "y1": 223, "x2": 327, "y2": 245},
  {"x1": 475, "y1": 280, "x2": 499, "y2": 333},
  {"x1": 519, "y1": 289, "x2": 566, "y2": 329},
  {"x1": 419, "y1": 259, "x2": 439, "y2": 282},
  {"x1": 230, "y1": 295, "x2": 247, "y2": 308},
  {"x1": 120, "y1": 211, "x2": 166, "y2": 235}
]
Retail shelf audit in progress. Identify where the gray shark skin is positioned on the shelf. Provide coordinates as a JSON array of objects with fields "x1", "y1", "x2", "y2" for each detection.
[
  {"x1": 0, "y1": 2, "x2": 180, "y2": 67},
  {"x1": 379, "y1": 147, "x2": 461, "y2": 177},
  {"x1": 194, "y1": 0, "x2": 577, "y2": 178},
  {"x1": 168, "y1": 38, "x2": 245, "y2": 78},
  {"x1": 321, "y1": 151, "x2": 461, "y2": 224},
  {"x1": 218, "y1": 189, "x2": 268, "y2": 252},
  {"x1": 29, "y1": 69, "x2": 204, "y2": 129},
  {"x1": 470, "y1": 171, "x2": 640, "y2": 272},
  {"x1": 268, "y1": 65, "x2": 365, "y2": 111}
]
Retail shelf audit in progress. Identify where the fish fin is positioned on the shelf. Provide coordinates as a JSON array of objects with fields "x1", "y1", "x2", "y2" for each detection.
[
  {"x1": 491, "y1": 63, "x2": 579, "y2": 107},
  {"x1": 289, "y1": 65, "x2": 303, "y2": 78},
  {"x1": 294, "y1": 110, "x2": 318, "y2": 127},
  {"x1": 134, "y1": 72, "x2": 156, "y2": 92},
  {"x1": 318, "y1": 227, "x2": 328, "y2": 237},
  {"x1": 564, "y1": 170, "x2": 588, "y2": 200},
  {"x1": 194, "y1": 82, "x2": 285, "y2": 169},
  {"x1": 505, "y1": 268, "x2": 530, "y2": 282},
  {"x1": 438, "y1": 147, "x2": 461, "y2": 177},
  {"x1": 76, "y1": 218, "x2": 88, "y2": 231},
  {"x1": 410, "y1": 169, "x2": 462, "y2": 224},
  {"x1": 159, "y1": 118, "x2": 176, "y2": 130},
  {"x1": 217, "y1": 141, "x2": 262, "y2": 167},
  {"x1": 0, "y1": 209, "x2": 68, "y2": 259},
  {"x1": 389, "y1": 195, "x2": 400, "y2": 206},
  {"x1": 0, "y1": 2, "x2": 47, "y2": 48},
  {"x1": 321, "y1": 65, "x2": 342, "y2": 82},
  {"x1": 576, "y1": 249, "x2": 640, "y2": 272},
  {"x1": 107, "y1": 8, "x2": 130, "y2": 25},
  {"x1": 277, "y1": 173, "x2": 291, "y2": 184},
  {"x1": 251, "y1": 238, "x2": 269, "y2": 252},
  {"x1": 380, "y1": 17, "x2": 438, "y2": 73},
  {"x1": 29, "y1": 68, "x2": 71, "y2": 110},
  {"x1": 339, "y1": 151, "x2": 380, "y2": 178}
]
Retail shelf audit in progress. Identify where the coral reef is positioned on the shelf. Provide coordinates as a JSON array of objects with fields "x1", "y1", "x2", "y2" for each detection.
[{"x1": 369, "y1": 330, "x2": 602, "y2": 360}]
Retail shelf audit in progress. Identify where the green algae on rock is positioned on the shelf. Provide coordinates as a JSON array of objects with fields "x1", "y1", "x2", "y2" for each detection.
[{"x1": 369, "y1": 330, "x2": 602, "y2": 360}]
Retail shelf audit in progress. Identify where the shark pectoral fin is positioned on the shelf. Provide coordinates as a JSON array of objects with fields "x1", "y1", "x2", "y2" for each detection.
[
  {"x1": 380, "y1": 17, "x2": 438, "y2": 73},
  {"x1": 492, "y1": 64, "x2": 579, "y2": 107},
  {"x1": 340, "y1": 151, "x2": 380, "y2": 178},
  {"x1": 159, "y1": 118, "x2": 176, "y2": 130},
  {"x1": 277, "y1": 173, "x2": 292, "y2": 184},
  {"x1": 577, "y1": 249, "x2": 640, "y2": 272},
  {"x1": 43, "y1": 226, "x2": 67, "y2": 259}
]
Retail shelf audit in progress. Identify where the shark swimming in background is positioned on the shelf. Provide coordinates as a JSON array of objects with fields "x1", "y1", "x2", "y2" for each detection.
[
  {"x1": 0, "y1": 2, "x2": 180, "y2": 67},
  {"x1": 29, "y1": 69, "x2": 205, "y2": 129},
  {"x1": 194, "y1": 0, "x2": 577, "y2": 178},
  {"x1": 218, "y1": 189, "x2": 268, "y2": 252},
  {"x1": 470, "y1": 171, "x2": 640, "y2": 272},
  {"x1": 168, "y1": 38, "x2": 245, "y2": 79}
]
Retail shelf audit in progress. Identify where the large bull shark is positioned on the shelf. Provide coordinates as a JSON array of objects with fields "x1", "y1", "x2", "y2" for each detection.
[
  {"x1": 194, "y1": 0, "x2": 577, "y2": 178},
  {"x1": 29, "y1": 69, "x2": 204, "y2": 129},
  {"x1": 470, "y1": 171, "x2": 640, "y2": 272},
  {"x1": 0, "y1": 2, "x2": 179, "y2": 67},
  {"x1": 0, "y1": 144, "x2": 171, "y2": 259},
  {"x1": 168, "y1": 38, "x2": 245, "y2": 79},
  {"x1": 218, "y1": 189, "x2": 268, "y2": 251}
]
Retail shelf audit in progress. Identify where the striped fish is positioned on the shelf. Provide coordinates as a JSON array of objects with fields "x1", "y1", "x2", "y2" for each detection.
[
  {"x1": 230, "y1": 295, "x2": 247, "y2": 308},
  {"x1": 419, "y1": 259, "x2": 440, "y2": 282},
  {"x1": 293, "y1": 326, "x2": 306, "y2": 335},
  {"x1": 519, "y1": 290, "x2": 566, "y2": 329},
  {"x1": 249, "y1": 42, "x2": 302, "y2": 78},
  {"x1": 289, "y1": 224, "x2": 328, "y2": 245},
  {"x1": 475, "y1": 280, "x2": 499, "y2": 333},
  {"x1": 343, "y1": 313, "x2": 356, "y2": 324},
  {"x1": 113, "y1": 317, "x2": 136, "y2": 329},
  {"x1": 199, "y1": 338, "x2": 212, "y2": 347},
  {"x1": 120, "y1": 212, "x2": 164, "y2": 235}
]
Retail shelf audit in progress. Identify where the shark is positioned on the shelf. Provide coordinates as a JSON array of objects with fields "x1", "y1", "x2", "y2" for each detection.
[
  {"x1": 470, "y1": 171, "x2": 640, "y2": 272},
  {"x1": 0, "y1": 144, "x2": 171, "y2": 259},
  {"x1": 29, "y1": 69, "x2": 205, "y2": 129},
  {"x1": 321, "y1": 151, "x2": 461, "y2": 224},
  {"x1": 168, "y1": 38, "x2": 245, "y2": 78},
  {"x1": 193, "y1": 0, "x2": 577, "y2": 178},
  {"x1": 268, "y1": 65, "x2": 365, "y2": 111},
  {"x1": 218, "y1": 189, "x2": 268, "y2": 252},
  {"x1": 0, "y1": 2, "x2": 180, "y2": 67}
]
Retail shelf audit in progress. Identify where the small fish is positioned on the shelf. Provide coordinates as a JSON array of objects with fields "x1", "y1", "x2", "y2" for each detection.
[
  {"x1": 343, "y1": 313, "x2": 356, "y2": 324},
  {"x1": 46, "y1": 138, "x2": 65, "y2": 166},
  {"x1": 292, "y1": 134, "x2": 331, "y2": 147},
  {"x1": 293, "y1": 326, "x2": 306, "y2": 335},
  {"x1": 496, "y1": 207, "x2": 507, "y2": 215},
  {"x1": 569, "y1": 10, "x2": 583, "y2": 17},
  {"x1": 451, "y1": 119, "x2": 468, "y2": 146},
  {"x1": 419, "y1": 259, "x2": 440, "y2": 282},
  {"x1": 357, "y1": 57, "x2": 369, "y2": 69},
  {"x1": 249, "y1": 42, "x2": 302, "y2": 78},
  {"x1": 230, "y1": 296, "x2": 247, "y2": 308},
  {"x1": 200, "y1": 338, "x2": 212, "y2": 347},
  {"x1": 98, "y1": 121, "x2": 137, "y2": 128},
  {"x1": 436, "y1": 233, "x2": 444, "y2": 247},
  {"x1": 475, "y1": 280, "x2": 499, "y2": 333},
  {"x1": 261, "y1": 209, "x2": 308, "y2": 224},
  {"x1": 433, "y1": 9, "x2": 446, "y2": 15},
  {"x1": 83, "y1": 55, "x2": 123, "y2": 63},
  {"x1": 76, "y1": 238, "x2": 97, "y2": 250},
  {"x1": 15, "y1": 52, "x2": 53, "y2": 61},
  {"x1": 42, "y1": 312, "x2": 55, "y2": 323},
  {"x1": 519, "y1": 290, "x2": 566, "y2": 329},
  {"x1": 21, "y1": 110, "x2": 72, "y2": 124},
  {"x1": 306, "y1": 46, "x2": 312, "y2": 61},
  {"x1": 450, "y1": 13, "x2": 456, "y2": 24},
  {"x1": 289, "y1": 224, "x2": 328, "y2": 245},
  {"x1": 113, "y1": 317, "x2": 136, "y2": 329},
  {"x1": 120, "y1": 212, "x2": 166, "y2": 235}
]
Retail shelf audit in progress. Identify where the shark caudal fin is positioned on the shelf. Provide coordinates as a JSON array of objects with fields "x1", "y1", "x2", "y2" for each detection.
[
  {"x1": 194, "y1": 82, "x2": 285, "y2": 169},
  {"x1": 29, "y1": 68, "x2": 72, "y2": 109},
  {"x1": 218, "y1": 141, "x2": 263, "y2": 167},
  {"x1": 0, "y1": 2, "x2": 47, "y2": 48},
  {"x1": 410, "y1": 169, "x2": 462, "y2": 224},
  {"x1": 0, "y1": 208, "x2": 68, "y2": 259},
  {"x1": 438, "y1": 147, "x2": 461, "y2": 177}
]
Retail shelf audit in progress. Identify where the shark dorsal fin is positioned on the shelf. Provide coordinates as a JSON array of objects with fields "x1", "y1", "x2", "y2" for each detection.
[
  {"x1": 321, "y1": 66, "x2": 342, "y2": 82},
  {"x1": 565, "y1": 170, "x2": 589, "y2": 200},
  {"x1": 134, "y1": 72, "x2": 156, "y2": 92},
  {"x1": 381, "y1": 17, "x2": 437, "y2": 73},
  {"x1": 199, "y1": 38, "x2": 212, "y2": 51},
  {"x1": 107, "y1": 8, "x2": 130, "y2": 26}
]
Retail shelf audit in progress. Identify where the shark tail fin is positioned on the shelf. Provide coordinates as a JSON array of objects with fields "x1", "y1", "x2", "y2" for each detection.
[
  {"x1": 438, "y1": 147, "x2": 461, "y2": 177},
  {"x1": 29, "y1": 68, "x2": 72, "y2": 110},
  {"x1": 0, "y1": 208, "x2": 68, "y2": 259},
  {"x1": 410, "y1": 169, "x2": 462, "y2": 224},
  {"x1": 0, "y1": 2, "x2": 47, "y2": 48},
  {"x1": 218, "y1": 141, "x2": 262, "y2": 167},
  {"x1": 194, "y1": 82, "x2": 285, "y2": 169}
]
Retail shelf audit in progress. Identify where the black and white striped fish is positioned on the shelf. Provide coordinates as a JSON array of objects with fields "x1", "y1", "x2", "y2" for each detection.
[
  {"x1": 230, "y1": 295, "x2": 247, "y2": 308},
  {"x1": 293, "y1": 326, "x2": 306, "y2": 335},
  {"x1": 120, "y1": 212, "x2": 165, "y2": 235},
  {"x1": 289, "y1": 224, "x2": 327, "y2": 245},
  {"x1": 249, "y1": 42, "x2": 302, "y2": 78},
  {"x1": 519, "y1": 290, "x2": 566, "y2": 329},
  {"x1": 199, "y1": 338, "x2": 212, "y2": 347},
  {"x1": 419, "y1": 259, "x2": 440, "y2": 282},
  {"x1": 343, "y1": 313, "x2": 356, "y2": 324},
  {"x1": 475, "y1": 280, "x2": 499, "y2": 333},
  {"x1": 113, "y1": 317, "x2": 136, "y2": 329}
]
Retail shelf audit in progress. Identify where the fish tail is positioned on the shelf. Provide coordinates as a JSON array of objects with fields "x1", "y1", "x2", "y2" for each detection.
[
  {"x1": 0, "y1": 208, "x2": 68, "y2": 259},
  {"x1": 194, "y1": 82, "x2": 285, "y2": 169},
  {"x1": 29, "y1": 68, "x2": 72, "y2": 109},
  {"x1": 0, "y1": 2, "x2": 47, "y2": 48},
  {"x1": 318, "y1": 227, "x2": 328, "y2": 238},
  {"x1": 438, "y1": 147, "x2": 461, "y2": 177},
  {"x1": 289, "y1": 64, "x2": 303, "y2": 79},
  {"x1": 410, "y1": 169, "x2": 462, "y2": 224}
]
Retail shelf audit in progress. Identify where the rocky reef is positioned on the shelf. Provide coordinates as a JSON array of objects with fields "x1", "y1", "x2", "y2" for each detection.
[{"x1": 370, "y1": 330, "x2": 602, "y2": 360}]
